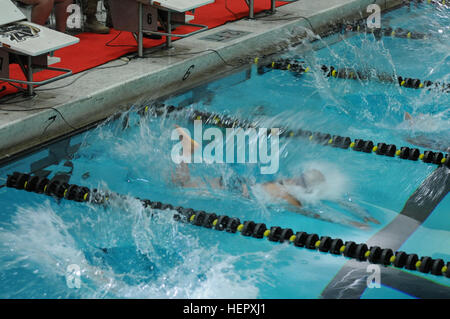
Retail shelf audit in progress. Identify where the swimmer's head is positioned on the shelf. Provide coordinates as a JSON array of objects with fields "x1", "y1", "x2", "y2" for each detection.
[{"x1": 302, "y1": 169, "x2": 326, "y2": 192}]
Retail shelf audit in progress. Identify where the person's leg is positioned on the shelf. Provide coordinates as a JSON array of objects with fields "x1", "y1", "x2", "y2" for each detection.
[
  {"x1": 54, "y1": 0, "x2": 72, "y2": 32},
  {"x1": 83, "y1": 0, "x2": 109, "y2": 34},
  {"x1": 19, "y1": 0, "x2": 54, "y2": 26}
]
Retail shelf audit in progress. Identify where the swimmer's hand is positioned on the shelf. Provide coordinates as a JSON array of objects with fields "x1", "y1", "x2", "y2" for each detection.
[
  {"x1": 175, "y1": 124, "x2": 200, "y2": 155},
  {"x1": 404, "y1": 111, "x2": 413, "y2": 121}
]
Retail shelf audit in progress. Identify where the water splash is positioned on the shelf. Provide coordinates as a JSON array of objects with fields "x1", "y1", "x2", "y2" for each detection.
[{"x1": 0, "y1": 197, "x2": 263, "y2": 298}]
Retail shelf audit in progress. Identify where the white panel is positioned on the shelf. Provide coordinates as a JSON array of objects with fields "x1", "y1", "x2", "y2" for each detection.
[
  {"x1": 0, "y1": 0, "x2": 27, "y2": 25},
  {"x1": 0, "y1": 22, "x2": 79, "y2": 56},
  {"x1": 150, "y1": 0, "x2": 214, "y2": 13}
]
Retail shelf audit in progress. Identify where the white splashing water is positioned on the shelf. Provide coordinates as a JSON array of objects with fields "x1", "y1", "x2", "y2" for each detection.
[
  {"x1": 295, "y1": 161, "x2": 350, "y2": 205},
  {"x1": 0, "y1": 201, "x2": 87, "y2": 278},
  {"x1": 396, "y1": 110, "x2": 450, "y2": 134},
  {"x1": 0, "y1": 199, "x2": 262, "y2": 298},
  {"x1": 252, "y1": 161, "x2": 350, "y2": 207}
]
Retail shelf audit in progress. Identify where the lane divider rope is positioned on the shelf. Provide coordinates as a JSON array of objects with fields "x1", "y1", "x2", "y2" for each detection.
[
  {"x1": 6, "y1": 171, "x2": 450, "y2": 279},
  {"x1": 342, "y1": 24, "x2": 430, "y2": 40},
  {"x1": 426, "y1": 0, "x2": 449, "y2": 7},
  {"x1": 257, "y1": 58, "x2": 450, "y2": 93},
  {"x1": 140, "y1": 104, "x2": 450, "y2": 168}
]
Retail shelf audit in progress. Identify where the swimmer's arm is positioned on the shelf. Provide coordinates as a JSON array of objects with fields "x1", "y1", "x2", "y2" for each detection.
[
  {"x1": 262, "y1": 182, "x2": 302, "y2": 207},
  {"x1": 171, "y1": 162, "x2": 215, "y2": 189},
  {"x1": 175, "y1": 124, "x2": 200, "y2": 156},
  {"x1": 171, "y1": 125, "x2": 201, "y2": 187},
  {"x1": 242, "y1": 183, "x2": 250, "y2": 198},
  {"x1": 289, "y1": 205, "x2": 369, "y2": 229},
  {"x1": 337, "y1": 199, "x2": 380, "y2": 224},
  {"x1": 170, "y1": 161, "x2": 221, "y2": 191},
  {"x1": 172, "y1": 162, "x2": 191, "y2": 186},
  {"x1": 259, "y1": 182, "x2": 371, "y2": 229},
  {"x1": 262, "y1": 182, "x2": 370, "y2": 229},
  {"x1": 281, "y1": 193, "x2": 302, "y2": 207}
]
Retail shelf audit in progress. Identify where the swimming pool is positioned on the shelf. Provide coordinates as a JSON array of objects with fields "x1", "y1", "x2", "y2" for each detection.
[{"x1": 0, "y1": 3, "x2": 449, "y2": 299}]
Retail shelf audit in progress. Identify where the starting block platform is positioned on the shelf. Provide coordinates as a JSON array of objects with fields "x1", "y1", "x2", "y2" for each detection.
[{"x1": 0, "y1": 0, "x2": 79, "y2": 95}]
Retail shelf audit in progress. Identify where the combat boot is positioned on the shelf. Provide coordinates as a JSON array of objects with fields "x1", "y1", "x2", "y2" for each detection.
[{"x1": 83, "y1": 0, "x2": 110, "y2": 34}]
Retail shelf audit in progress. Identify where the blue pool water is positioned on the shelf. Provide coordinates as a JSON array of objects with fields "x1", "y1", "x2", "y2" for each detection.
[{"x1": 0, "y1": 4, "x2": 449, "y2": 298}]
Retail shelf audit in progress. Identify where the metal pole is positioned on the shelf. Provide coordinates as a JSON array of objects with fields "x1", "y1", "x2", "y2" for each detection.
[
  {"x1": 27, "y1": 56, "x2": 33, "y2": 96},
  {"x1": 166, "y1": 10, "x2": 172, "y2": 48},
  {"x1": 270, "y1": 0, "x2": 276, "y2": 13},
  {"x1": 249, "y1": 0, "x2": 254, "y2": 19},
  {"x1": 138, "y1": 2, "x2": 143, "y2": 57}
]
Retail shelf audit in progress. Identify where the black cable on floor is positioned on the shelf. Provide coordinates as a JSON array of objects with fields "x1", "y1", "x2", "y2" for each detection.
[
  {"x1": 0, "y1": 105, "x2": 77, "y2": 131},
  {"x1": 105, "y1": 31, "x2": 137, "y2": 48}
]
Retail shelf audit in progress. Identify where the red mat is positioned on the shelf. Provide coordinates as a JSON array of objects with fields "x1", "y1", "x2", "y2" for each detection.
[{"x1": 0, "y1": 0, "x2": 288, "y2": 98}]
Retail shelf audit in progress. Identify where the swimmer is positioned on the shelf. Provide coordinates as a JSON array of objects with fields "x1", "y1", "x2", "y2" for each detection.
[
  {"x1": 171, "y1": 125, "x2": 250, "y2": 197},
  {"x1": 171, "y1": 125, "x2": 379, "y2": 229},
  {"x1": 403, "y1": 112, "x2": 450, "y2": 153},
  {"x1": 258, "y1": 170, "x2": 380, "y2": 226}
]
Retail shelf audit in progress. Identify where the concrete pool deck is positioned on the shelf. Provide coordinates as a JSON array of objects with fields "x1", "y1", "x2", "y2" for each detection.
[{"x1": 0, "y1": 0, "x2": 403, "y2": 162}]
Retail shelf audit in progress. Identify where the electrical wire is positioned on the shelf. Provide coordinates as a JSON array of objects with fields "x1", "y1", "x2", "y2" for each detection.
[
  {"x1": 139, "y1": 48, "x2": 242, "y2": 67},
  {"x1": 0, "y1": 47, "x2": 240, "y2": 136},
  {"x1": 0, "y1": 104, "x2": 77, "y2": 130},
  {"x1": 6, "y1": 81, "x2": 27, "y2": 92},
  {"x1": 0, "y1": 54, "x2": 130, "y2": 104},
  {"x1": 34, "y1": 58, "x2": 130, "y2": 92},
  {"x1": 0, "y1": 80, "x2": 28, "y2": 96},
  {"x1": 1, "y1": 5, "x2": 312, "y2": 102},
  {"x1": 0, "y1": 47, "x2": 237, "y2": 103},
  {"x1": 105, "y1": 31, "x2": 137, "y2": 48},
  {"x1": 0, "y1": 92, "x2": 36, "y2": 105},
  {"x1": 225, "y1": 0, "x2": 240, "y2": 19},
  {"x1": 41, "y1": 115, "x2": 57, "y2": 137}
]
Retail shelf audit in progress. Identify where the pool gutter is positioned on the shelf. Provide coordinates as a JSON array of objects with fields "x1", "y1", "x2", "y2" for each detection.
[{"x1": 0, "y1": 0, "x2": 403, "y2": 162}]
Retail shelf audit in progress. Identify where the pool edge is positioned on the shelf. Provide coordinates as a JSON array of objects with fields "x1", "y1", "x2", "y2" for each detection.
[{"x1": 0, "y1": 0, "x2": 403, "y2": 162}]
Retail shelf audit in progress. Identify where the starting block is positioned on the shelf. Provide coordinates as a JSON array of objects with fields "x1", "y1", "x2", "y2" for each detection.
[
  {"x1": 108, "y1": 0, "x2": 214, "y2": 57},
  {"x1": 244, "y1": 0, "x2": 276, "y2": 19},
  {"x1": 0, "y1": 0, "x2": 79, "y2": 95}
]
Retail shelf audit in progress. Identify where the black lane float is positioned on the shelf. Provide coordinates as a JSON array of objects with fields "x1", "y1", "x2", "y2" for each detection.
[
  {"x1": 6, "y1": 171, "x2": 450, "y2": 279},
  {"x1": 141, "y1": 103, "x2": 450, "y2": 168},
  {"x1": 343, "y1": 24, "x2": 430, "y2": 40},
  {"x1": 6, "y1": 172, "x2": 450, "y2": 278},
  {"x1": 258, "y1": 58, "x2": 450, "y2": 93},
  {"x1": 427, "y1": 0, "x2": 449, "y2": 8}
]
